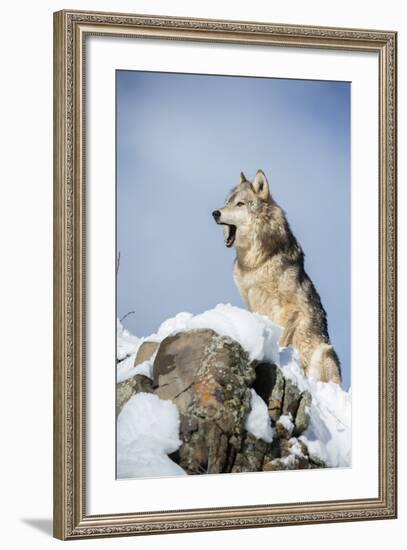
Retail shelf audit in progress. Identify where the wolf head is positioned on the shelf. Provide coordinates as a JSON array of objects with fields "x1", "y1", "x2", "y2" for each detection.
[{"x1": 212, "y1": 170, "x2": 272, "y2": 248}]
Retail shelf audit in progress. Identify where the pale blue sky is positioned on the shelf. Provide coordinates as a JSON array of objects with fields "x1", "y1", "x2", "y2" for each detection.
[{"x1": 116, "y1": 71, "x2": 351, "y2": 388}]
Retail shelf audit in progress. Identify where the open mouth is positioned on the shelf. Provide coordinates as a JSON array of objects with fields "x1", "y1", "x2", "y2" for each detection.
[{"x1": 224, "y1": 224, "x2": 236, "y2": 248}]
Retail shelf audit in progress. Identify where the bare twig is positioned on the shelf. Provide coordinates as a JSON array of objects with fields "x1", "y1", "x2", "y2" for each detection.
[{"x1": 120, "y1": 310, "x2": 135, "y2": 323}]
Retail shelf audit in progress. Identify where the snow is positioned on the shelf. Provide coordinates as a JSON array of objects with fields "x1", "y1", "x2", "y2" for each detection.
[
  {"x1": 116, "y1": 319, "x2": 140, "y2": 361},
  {"x1": 246, "y1": 389, "x2": 275, "y2": 443},
  {"x1": 116, "y1": 319, "x2": 144, "y2": 382},
  {"x1": 149, "y1": 303, "x2": 282, "y2": 366},
  {"x1": 117, "y1": 356, "x2": 156, "y2": 383},
  {"x1": 116, "y1": 304, "x2": 351, "y2": 478},
  {"x1": 277, "y1": 454, "x2": 298, "y2": 469},
  {"x1": 289, "y1": 437, "x2": 305, "y2": 457},
  {"x1": 277, "y1": 413, "x2": 294, "y2": 436},
  {"x1": 117, "y1": 304, "x2": 282, "y2": 379},
  {"x1": 117, "y1": 393, "x2": 186, "y2": 479},
  {"x1": 116, "y1": 318, "x2": 157, "y2": 382}
]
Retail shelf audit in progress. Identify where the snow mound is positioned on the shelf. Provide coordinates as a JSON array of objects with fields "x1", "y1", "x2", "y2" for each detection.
[
  {"x1": 246, "y1": 389, "x2": 275, "y2": 443},
  {"x1": 117, "y1": 393, "x2": 185, "y2": 479},
  {"x1": 148, "y1": 303, "x2": 282, "y2": 365}
]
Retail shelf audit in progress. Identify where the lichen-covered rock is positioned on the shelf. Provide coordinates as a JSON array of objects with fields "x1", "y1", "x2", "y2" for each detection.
[
  {"x1": 267, "y1": 366, "x2": 285, "y2": 422},
  {"x1": 263, "y1": 456, "x2": 299, "y2": 471},
  {"x1": 153, "y1": 330, "x2": 218, "y2": 414},
  {"x1": 153, "y1": 329, "x2": 255, "y2": 474},
  {"x1": 293, "y1": 390, "x2": 312, "y2": 436},
  {"x1": 282, "y1": 379, "x2": 301, "y2": 418},
  {"x1": 263, "y1": 437, "x2": 313, "y2": 471},
  {"x1": 116, "y1": 374, "x2": 153, "y2": 415},
  {"x1": 232, "y1": 432, "x2": 271, "y2": 473}
]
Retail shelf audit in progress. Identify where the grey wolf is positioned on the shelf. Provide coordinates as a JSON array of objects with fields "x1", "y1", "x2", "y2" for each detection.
[{"x1": 212, "y1": 170, "x2": 342, "y2": 385}]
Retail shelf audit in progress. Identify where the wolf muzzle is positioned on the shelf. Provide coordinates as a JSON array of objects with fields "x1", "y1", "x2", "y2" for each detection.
[{"x1": 212, "y1": 210, "x2": 236, "y2": 247}]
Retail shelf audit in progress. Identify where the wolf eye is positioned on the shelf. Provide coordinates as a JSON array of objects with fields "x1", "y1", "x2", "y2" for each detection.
[{"x1": 236, "y1": 202, "x2": 245, "y2": 207}]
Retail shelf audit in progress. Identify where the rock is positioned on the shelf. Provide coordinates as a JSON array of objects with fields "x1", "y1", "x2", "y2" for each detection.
[
  {"x1": 282, "y1": 379, "x2": 301, "y2": 418},
  {"x1": 297, "y1": 438, "x2": 311, "y2": 458},
  {"x1": 232, "y1": 432, "x2": 271, "y2": 473},
  {"x1": 116, "y1": 374, "x2": 153, "y2": 415},
  {"x1": 308, "y1": 453, "x2": 326, "y2": 468},
  {"x1": 250, "y1": 363, "x2": 289, "y2": 424},
  {"x1": 263, "y1": 436, "x2": 323, "y2": 471},
  {"x1": 275, "y1": 414, "x2": 294, "y2": 439},
  {"x1": 267, "y1": 366, "x2": 285, "y2": 421},
  {"x1": 263, "y1": 454, "x2": 307, "y2": 472},
  {"x1": 134, "y1": 374, "x2": 154, "y2": 393},
  {"x1": 153, "y1": 329, "x2": 256, "y2": 474},
  {"x1": 279, "y1": 437, "x2": 293, "y2": 457},
  {"x1": 153, "y1": 330, "x2": 216, "y2": 414},
  {"x1": 263, "y1": 456, "x2": 299, "y2": 471},
  {"x1": 135, "y1": 341, "x2": 159, "y2": 366},
  {"x1": 294, "y1": 390, "x2": 312, "y2": 436}
]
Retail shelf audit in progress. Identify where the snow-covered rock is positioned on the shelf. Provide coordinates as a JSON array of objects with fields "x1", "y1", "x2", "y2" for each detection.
[
  {"x1": 147, "y1": 303, "x2": 282, "y2": 366},
  {"x1": 116, "y1": 304, "x2": 351, "y2": 478},
  {"x1": 279, "y1": 347, "x2": 351, "y2": 468}
]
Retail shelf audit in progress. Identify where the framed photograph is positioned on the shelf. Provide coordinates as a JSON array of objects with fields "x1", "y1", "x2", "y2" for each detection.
[{"x1": 53, "y1": 9, "x2": 397, "y2": 540}]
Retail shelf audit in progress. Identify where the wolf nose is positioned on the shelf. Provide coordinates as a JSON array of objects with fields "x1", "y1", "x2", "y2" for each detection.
[{"x1": 212, "y1": 210, "x2": 221, "y2": 222}]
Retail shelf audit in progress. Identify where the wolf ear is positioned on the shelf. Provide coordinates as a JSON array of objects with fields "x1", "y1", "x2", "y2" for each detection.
[
  {"x1": 240, "y1": 172, "x2": 247, "y2": 184},
  {"x1": 252, "y1": 170, "x2": 270, "y2": 201}
]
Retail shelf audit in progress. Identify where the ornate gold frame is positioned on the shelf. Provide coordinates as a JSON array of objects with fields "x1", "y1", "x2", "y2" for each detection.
[{"x1": 53, "y1": 9, "x2": 397, "y2": 540}]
